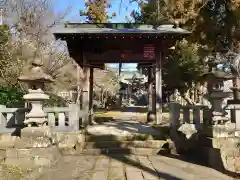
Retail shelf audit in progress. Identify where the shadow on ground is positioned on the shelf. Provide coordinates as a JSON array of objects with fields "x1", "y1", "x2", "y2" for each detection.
[
  {"x1": 84, "y1": 118, "x2": 236, "y2": 179},
  {"x1": 162, "y1": 152, "x2": 239, "y2": 179},
  {"x1": 108, "y1": 154, "x2": 183, "y2": 180},
  {"x1": 167, "y1": 129, "x2": 240, "y2": 179},
  {"x1": 94, "y1": 106, "x2": 170, "y2": 113}
]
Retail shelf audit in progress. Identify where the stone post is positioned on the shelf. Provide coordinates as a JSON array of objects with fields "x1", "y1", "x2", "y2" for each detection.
[
  {"x1": 68, "y1": 103, "x2": 80, "y2": 131},
  {"x1": 193, "y1": 106, "x2": 201, "y2": 129},
  {"x1": 0, "y1": 105, "x2": 6, "y2": 127},
  {"x1": 236, "y1": 107, "x2": 240, "y2": 131},
  {"x1": 169, "y1": 103, "x2": 180, "y2": 128},
  {"x1": 203, "y1": 107, "x2": 211, "y2": 126},
  {"x1": 227, "y1": 100, "x2": 240, "y2": 132},
  {"x1": 182, "y1": 107, "x2": 190, "y2": 123}
]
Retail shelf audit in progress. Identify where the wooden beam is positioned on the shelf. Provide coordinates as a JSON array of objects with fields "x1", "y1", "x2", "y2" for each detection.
[{"x1": 85, "y1": 51, "x2": 156, "y2": 63}]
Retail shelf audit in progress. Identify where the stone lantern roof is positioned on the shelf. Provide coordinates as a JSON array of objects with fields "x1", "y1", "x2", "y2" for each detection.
[
  {"x1": 18, "y1": 57, "x2": 54, "y2": 83},
  {"x1": 201, "y1": 71, "x2": 235, "y2": 82}
]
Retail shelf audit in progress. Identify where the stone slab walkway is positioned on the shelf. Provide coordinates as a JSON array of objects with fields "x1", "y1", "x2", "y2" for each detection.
[
  {"x1": 87, "y1": 120, "x2": 161, "y2": 136},
  {"x1": 36, "y1": 155, "x2": 232, "y2": 180}
]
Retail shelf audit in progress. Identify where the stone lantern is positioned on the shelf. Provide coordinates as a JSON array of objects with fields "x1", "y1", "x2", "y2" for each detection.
[
  {"x1": 18, "y1": 58, "x2": 53, "y2": 127},
  {"x1": 201, "y1": 60, "x2": 234, "y2": 125}
]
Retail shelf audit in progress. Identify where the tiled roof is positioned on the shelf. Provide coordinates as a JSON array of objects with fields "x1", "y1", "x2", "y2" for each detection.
[
  {"x1": 119, "y1": 71, "x2": 147, "y2": 84},
  {"x1": 52, "y1": 23, "x2": 190, "y2": 37}
]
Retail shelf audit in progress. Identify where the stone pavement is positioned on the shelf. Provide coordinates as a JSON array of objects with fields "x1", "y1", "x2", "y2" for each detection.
[
  {"x1": 87, "y1": 120, "x2": 161, "y2": 136},
  {"x1": 37, "y1": 155, "x2": 233, "y2": 180}
]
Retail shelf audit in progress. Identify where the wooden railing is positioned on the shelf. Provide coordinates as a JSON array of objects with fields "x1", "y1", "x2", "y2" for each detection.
[{"x1": 0, "y1": 104, "x2": 84, "y2": 133}]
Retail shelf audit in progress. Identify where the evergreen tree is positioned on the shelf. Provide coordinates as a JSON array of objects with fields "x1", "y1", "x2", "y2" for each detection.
[{"x1": 132, "y1": 0, "x2": 240, "y2": 96}]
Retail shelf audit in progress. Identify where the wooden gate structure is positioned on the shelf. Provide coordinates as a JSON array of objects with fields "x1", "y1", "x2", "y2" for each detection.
[{"x1": 53, "y1": 23, "x2": 190, "y2": 126}]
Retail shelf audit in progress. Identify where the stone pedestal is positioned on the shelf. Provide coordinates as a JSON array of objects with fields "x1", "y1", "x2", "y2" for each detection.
[
  {"x1": 201, "y1": 136, "x2": 240, "y2": 173},
  {"x1": 169, "y1": 123, "x2": 240, "y2": 173},
  {"x1": 2, "y1": 127, "x2": 61, "y2": 169},
  {"x1": 203, "y1": 123, "x2": 236, "y2": 138},
  {"x1": 201, "y1": 123, "x2": 240, "y2": 173},
  {"x1": 23, "y1": 89, "x2": 49, "y2": 126},
  {"x1": 205, "y1": 91, "x2": 232, "y2": 125}
]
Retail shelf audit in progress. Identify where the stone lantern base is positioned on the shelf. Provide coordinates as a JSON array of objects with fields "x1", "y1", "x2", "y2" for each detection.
[
  {"x1": 205, "y1": 91, "x2": 232, "y2": 125},
  {"x1": 24, "y1": 89, "x2": 49, "y2": 126}
]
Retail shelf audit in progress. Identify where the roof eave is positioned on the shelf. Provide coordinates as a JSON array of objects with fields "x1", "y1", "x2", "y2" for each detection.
[
  {"x1": 52, "y1": 23, "x2": 191, "y2": 39},
  {"x1": 54, "y1": 32, "x2": 190, "y2": 40}
]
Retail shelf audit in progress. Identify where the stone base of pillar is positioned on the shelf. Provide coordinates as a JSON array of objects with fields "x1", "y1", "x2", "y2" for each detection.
[
  {"x1": 147, "y1": 112, "x2": 156, "y2": 124},
  {"x1": 156, "y1": 112, "x2": 163, "y2": 125},
  {"x1": 23, "y1": 89, "x2": 49, "y2": 127}
]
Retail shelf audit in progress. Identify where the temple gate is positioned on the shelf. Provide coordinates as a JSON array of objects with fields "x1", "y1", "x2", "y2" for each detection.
[{"x1": 53, "y1": 23, "x2": 190, "y2": 126}]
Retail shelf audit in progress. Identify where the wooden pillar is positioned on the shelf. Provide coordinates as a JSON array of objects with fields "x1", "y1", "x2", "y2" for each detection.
[
  {"x1": 156, "y1": 51, "x2": 163, "y2": 124},
  {"x1": 82, "y1": 55, "x2": 90, "y2": 127},
  {"x1": 89, "y1": 67, "x2": 94, "y2": 124},
  {"x1": 119, "y1": 85, "x2": 123, "y2": 108},
  {"x1": 152, "y1": 65, "x2": 156, "y2": 115},
  {"x1": 147, "y1": 66, "x2": 155, "y2": 122},
  {"x1": 76, "y1": 65, "x2": 81, "y2": 105},
  {"x1": 128, "y1": 83, "x2": 131, "y2": 105}
]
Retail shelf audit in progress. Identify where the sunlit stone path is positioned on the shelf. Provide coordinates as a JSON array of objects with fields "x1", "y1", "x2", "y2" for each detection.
[{"x1": 37, "y1": 155, "x2": 232, "y2": 180}]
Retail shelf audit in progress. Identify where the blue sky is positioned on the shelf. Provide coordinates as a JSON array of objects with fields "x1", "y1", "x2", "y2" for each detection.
[{"x1": 54, "y1": 0, "x2": 139, "y2": 71}]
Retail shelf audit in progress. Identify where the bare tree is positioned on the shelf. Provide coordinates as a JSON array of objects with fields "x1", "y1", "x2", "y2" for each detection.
[
  {"x1": 93, "y1": 67, "x2": 120, "y2": 107},
  {"x1": 1, "y1": 0, "x2": 80, "y2": 92}
]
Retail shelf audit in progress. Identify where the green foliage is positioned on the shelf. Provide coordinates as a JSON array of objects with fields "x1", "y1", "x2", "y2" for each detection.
[
  {"x1": 131, "y1": 1, "x2": 168, "y2": 25},
  {"x1": 163, "y1": 40, "x2": 207, "y2": 93},
  {"x1": 0, "y1": 85, "x2": 67, "y2": 108},
  {"x1": 0, "y1": 25, "x2": 10, "y2": 45},
  {"x1": 131, "y1": 1, "x2": 208, "y2": 94},
  {"x1": 191, "y1": 0, "x2": 238, "y2": 53},
  {"x1": 0, "y1": 86, "x2": 25, "y2": 107},
  {"x1": 44, "y1": 93, "x2": 67, "y2": 107},
  {"x1": 133, "y1": 0, "x2": 240, "y2": 93},
  {"x1": 134, "y1": 0, "x2": 240, "y2": 52}
]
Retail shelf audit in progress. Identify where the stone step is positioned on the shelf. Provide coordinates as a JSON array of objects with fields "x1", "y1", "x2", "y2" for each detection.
[
  {"x1": 82, "y1": 140, "x2": 167, "y2": 149},
  {"x1": 60, "y1": 147, "x2": 169, "y2": 156},
  {"x1": 83, "y1": 133, "x2": 166, "y2": 142}
]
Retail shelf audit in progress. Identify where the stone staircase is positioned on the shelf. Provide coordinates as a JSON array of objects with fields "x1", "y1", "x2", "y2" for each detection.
[
  {"x1": 78, "y1": 134, "x2": 168, "y2": 156},
  {"x1": 59, "y1": 120, "x2": 170, "y2": 156}
]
